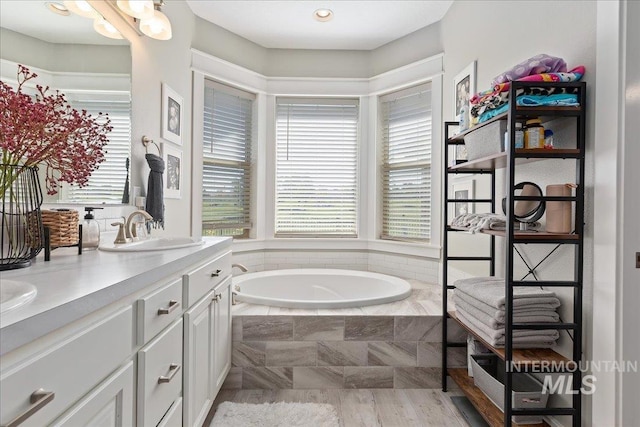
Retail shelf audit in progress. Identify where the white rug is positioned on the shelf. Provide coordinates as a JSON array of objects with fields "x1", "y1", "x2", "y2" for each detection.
[{"x1": 211, "y1": 401, "x2": 340, "y2": 427}]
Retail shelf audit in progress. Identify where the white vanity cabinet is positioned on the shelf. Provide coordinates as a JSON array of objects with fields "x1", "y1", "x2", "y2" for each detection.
[
  {"x1": 0, "y1": 307, "x2": 133, "y2": 427},
  {"x1": 182, "y1": 272, "x2": 232, "y2": 427},
  {"x1": 0, "y1": 238, "x2": 234, "y2": 427}
]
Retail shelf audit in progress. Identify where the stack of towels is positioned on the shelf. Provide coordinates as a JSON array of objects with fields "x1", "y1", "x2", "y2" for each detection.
[{"x1": 454, "y1": 277, "x2": 561, "y2": 348}]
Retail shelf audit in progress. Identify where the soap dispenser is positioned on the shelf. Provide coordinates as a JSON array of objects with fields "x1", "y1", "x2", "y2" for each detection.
[{"x1": 82, "y1": 207, "x2": 103, "y2": 251}]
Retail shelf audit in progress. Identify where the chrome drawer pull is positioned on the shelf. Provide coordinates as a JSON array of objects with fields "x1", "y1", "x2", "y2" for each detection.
[
  {"x1": 210, "y1": 269, "x2": 222, "y2": 277},
  {"x1": 212, "y1": 293, "x2": 222, "y2": 303},
  {"x1": 158, "y1": 363, "x2": 181, "y2": 384},
  {"x1": 2, "y1": 389, "x2": 55, "y2": 427},
  {"x1": 157, "y1": 300, "x2": 180, "y2": 315}
]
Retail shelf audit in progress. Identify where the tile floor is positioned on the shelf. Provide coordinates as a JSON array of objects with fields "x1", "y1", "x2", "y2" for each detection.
[{"x1": 208, "y1": 388, "x2": 469, "y2": 427}]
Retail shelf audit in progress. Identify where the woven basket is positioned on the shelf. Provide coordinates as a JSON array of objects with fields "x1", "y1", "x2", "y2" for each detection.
[{"x1": 41, "y1": 210, "x2": 79, "y2": 248}]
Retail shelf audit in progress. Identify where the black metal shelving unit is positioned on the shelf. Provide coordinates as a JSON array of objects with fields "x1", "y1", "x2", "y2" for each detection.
[{"x1": 442, "y1": 81, "x2": 586, "y2": 427}]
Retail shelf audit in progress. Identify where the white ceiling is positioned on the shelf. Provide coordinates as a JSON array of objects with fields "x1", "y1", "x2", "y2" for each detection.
[
  {"x1": 0, "y1": 1, "x2": 126, "y2": 45},
  {"x1": 186, "y1": 1, "x2": 453, "y2": 50},
  {"x1": 0, "y1": 1, "x2": 452, "y2": 50}
]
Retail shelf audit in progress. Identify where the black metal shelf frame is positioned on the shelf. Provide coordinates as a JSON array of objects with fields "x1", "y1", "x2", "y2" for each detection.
[{"x1": 441, "y1": 81, "x2": 586, "y2": 427}]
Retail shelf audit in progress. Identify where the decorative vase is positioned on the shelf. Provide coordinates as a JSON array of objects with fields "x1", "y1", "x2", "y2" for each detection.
[{"x1": 1, "y1": 164, "x2": 44, "y2": 270}]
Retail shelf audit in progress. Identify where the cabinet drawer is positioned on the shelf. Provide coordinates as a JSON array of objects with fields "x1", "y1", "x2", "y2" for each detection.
[
  {"x1": 137, "y1": 319, "x2": 182, "y2": 427},
  {"x1": 0, "y1": 307, "x2": 132, "y2": 427},
  {"x1": 158, "y1": 397, "x2": 182, "y2": 427},
  {"x1": 183, "y1": 251, "x2": 231, "y2": 307},
  {"x1": 137, "y1": 278, "x2": 183, "y2": 344}
]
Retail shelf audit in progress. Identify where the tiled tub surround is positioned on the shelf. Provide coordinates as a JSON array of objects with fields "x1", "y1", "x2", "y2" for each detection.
[{"x1": 225, "y1": 282, "x2": 467, "y2": 390}]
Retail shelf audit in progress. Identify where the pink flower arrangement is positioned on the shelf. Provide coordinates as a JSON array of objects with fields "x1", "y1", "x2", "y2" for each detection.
[{"x1": 0, "y1": 65, "x2": 111, "y2": 195}]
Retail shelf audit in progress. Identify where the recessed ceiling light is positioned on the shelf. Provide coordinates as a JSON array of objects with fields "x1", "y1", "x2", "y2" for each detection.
[
  {"x1": 313, "y1": 8, "x2": 333, "y2": 22},
  {"x1": 46, "y1": 2, "x2": 70, "y2": 16}
]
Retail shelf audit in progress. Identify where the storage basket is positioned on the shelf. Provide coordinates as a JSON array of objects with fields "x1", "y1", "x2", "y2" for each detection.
[
  {"x1": 471, "y1": 354, "x2": 549, "y2": 424},
  {"x1": 41, "y1": 210, "x2": 79, "y2": 248},
  {"x1": 464, "y1": 121, "x2": 507, "y2": 161}
]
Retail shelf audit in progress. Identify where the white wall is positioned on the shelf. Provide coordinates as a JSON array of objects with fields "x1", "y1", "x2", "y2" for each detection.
[{"x1": 0, "y1": 28, "x2": 130, "y2": 74}]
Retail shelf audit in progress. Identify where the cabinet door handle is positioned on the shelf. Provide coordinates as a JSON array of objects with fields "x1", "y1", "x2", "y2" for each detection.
[
  {"x1": 210, "y1": 269, "x2": 222, "y2": 277},
  {"x1": 158, "y1": 363, "x2": 181, "y2": 384},
  {"x1": 212, "y1": 293, "x2": 222, "y2": 303},
  {"x1": 157, "y1": 300, "x2": 180, "y2": 315},
  {"x1": 2, "y1": 389, "x2": 55, "y2": 427}
]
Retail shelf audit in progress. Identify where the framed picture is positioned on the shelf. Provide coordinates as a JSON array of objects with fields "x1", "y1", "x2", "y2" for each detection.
[
  {"x1": 161, "y1": 83, "x2": 183, "y2": 145},
  {"x1": 449, "y1": 178, "x2": 475, "y2": 220},
  {"x1": 453, "y1": 61, "x2": 477, "y2": 119},
  {"x1": 162, "y1": 143, "x2": 182, "y2": 199}
]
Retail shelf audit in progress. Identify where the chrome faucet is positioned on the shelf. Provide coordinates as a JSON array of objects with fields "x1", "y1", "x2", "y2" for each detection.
[
  {"x1": 125, "y1": 210, "x2": 153, "y2": 240},
  {"x1": 232, "y1": 263, "x2": 248, "y2": 272}
]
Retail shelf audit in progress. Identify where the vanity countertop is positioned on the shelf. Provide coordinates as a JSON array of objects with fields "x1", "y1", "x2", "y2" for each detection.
[{"x1": 0, "y1": 236, "x2": 232, "y2": 356}]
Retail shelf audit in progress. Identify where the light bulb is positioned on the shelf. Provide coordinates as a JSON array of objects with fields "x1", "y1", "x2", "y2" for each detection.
[
  {"x1": 94, "y1": 17, "x2": 124, "y2": 39},
  {"x1": 64, "y1": 1, "x2": 99, "y2": 18},
  {"x1": 116, "y1": 0, "x2": 154, "y2": 20},
  {"x1": 139, "y1": 8, "x2": 172, "y2": 40}
]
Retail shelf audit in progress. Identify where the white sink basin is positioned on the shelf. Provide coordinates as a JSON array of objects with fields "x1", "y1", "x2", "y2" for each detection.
[
  {"x1": 1, "y1": 280, "x2": 37, "y2": 314},
  {"x1": 99, "y1": 237, "x2": 204, "y2": 252}
]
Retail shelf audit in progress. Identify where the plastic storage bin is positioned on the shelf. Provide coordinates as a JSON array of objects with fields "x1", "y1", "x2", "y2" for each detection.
[
  {"x1": 470, "y1": 354, "x2": 550, "y2": 424},
  {"x1": 463, "y1": 121, "x2": 507, "y2": 161}
]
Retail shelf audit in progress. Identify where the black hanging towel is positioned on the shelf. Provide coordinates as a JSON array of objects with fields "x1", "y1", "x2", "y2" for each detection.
[{"x1": 145, "y1": 153, "x2": 165, "y2": 229}]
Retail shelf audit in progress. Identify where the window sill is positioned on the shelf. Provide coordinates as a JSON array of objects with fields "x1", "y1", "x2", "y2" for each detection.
[{"x1": 231, "y1": 238, "x2": 440, "y2": 259}]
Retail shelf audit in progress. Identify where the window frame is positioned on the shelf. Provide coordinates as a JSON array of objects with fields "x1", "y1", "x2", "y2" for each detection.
[
  {"x1": 274, "y1": 97, "x2": 360, "y2": 238},
  {"x1": 201, "y1": 79, "x2": 256, "y2": 238},
  {"x1": 379, "y1": 82, "x2": 433, "y2": 243}
]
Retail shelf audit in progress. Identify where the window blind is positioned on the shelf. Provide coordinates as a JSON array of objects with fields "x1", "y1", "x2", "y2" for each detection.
[
  {"x1": 202, "y1": 80, "x2": 254, "y2": 237},
  {"x1": 64, "y1": 98, "x2": 131, "y2": 203},
  {"x1": 275, "y1": 98, "x2": 359, "y2": 237},
  {"x1": 380, "y1": 83, "x2": 432, "y2": 241}
]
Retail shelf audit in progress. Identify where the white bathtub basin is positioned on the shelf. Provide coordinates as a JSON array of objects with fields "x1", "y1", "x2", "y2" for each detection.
[
  {"x1": 234, "y1": 269, "x2": 412, "y2": 309},
  {"x1": 99, "y1": 237, "x2": 203, "y2": 252},
  {"x1": 1, "y1": 280, "x2": 37, "y2": 314}
]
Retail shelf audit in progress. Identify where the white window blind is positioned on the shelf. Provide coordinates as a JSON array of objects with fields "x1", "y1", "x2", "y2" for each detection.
[
  {"x1": 202, "y1": 80, "x2": 254, "y2": 237},
  {"x1": 380, "y1": 83, "x2": 432, "y2": 241},
  {"x1": 64, "y1": 98, "x2": 131, "y2": 203},
  {"x1": 275, "y1": 98, "x2": 359, "y2": 237}
]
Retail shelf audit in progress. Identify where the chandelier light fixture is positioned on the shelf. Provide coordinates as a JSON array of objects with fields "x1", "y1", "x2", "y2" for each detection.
[{"x1": 139, "y1": 1, "x2": 172, "y2": 41}]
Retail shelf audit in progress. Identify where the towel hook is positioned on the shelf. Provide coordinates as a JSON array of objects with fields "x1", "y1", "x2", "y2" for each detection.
[{"x1": 141, "y1": 135, "x2": 161, "y2": 155}]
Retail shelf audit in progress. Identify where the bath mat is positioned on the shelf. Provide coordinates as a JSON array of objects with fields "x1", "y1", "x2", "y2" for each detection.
[{"x1": 210, "y1": 401, "x2": 340, "y2": 427}]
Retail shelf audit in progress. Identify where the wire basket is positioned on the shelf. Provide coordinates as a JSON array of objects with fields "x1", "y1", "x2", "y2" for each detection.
[
  {"x1": 41, "y1": 210, "x2": 79, "y2": 248},
  {"x1": 1, "y1": 164, "x2": 44, "y2": 270}
]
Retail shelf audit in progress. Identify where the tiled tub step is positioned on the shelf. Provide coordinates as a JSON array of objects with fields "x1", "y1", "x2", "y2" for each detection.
[{"x1": 226, "y1": 315, "x2": 467, "y2": 390}]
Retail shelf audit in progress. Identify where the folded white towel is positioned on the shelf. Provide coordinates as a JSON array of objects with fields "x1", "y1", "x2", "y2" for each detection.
[
  {"x1": 456, "y1": 310, "x2": 559, "y2": 348},
  {"x1": 454, "y1": 294, "x2": 560, "y2": 329},
  {"x1": 454, "y1": 276, "x2": 561, "y2": 310},
  {"x1": 455, "y1": 307, "x2": 560, "y2": 341},
  {"x1": 454, "y1": 291, "x2": 561, "y2": 322}
]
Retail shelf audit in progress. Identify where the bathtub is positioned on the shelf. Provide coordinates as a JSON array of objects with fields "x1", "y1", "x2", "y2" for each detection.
[{"x1": 232, "y1": 269, "x2": 412, "y2": 309}]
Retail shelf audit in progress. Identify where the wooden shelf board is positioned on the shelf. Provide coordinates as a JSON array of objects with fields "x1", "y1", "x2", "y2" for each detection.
[
  {"x1": 448, "y1": 149, "x2": 581, "y2": 173},
  {"x1": 449, "y1": 311, "x2": 570, "y2": 367},
  {"x1": 448, "y1": 226, "x2": 579, "y2": 241},
  {"x1": 448, "y1": 368, "x2": 550, "y2": 427}
]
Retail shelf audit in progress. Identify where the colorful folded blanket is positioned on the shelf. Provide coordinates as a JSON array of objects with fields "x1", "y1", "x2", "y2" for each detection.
[
  {"x1": 477, "y1": 93, "x2": 579, "y2": 123},
  {"x1": 471, "y1": 65, "x2": 585, "y2": 106},
  {"x1": 492, "y1": 54, "x2": 568, "y2": 86}
]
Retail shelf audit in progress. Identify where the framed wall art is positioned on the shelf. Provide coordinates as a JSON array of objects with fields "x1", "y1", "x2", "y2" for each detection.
[
  {"x1": 453, "y1": 61, "x2": 477, "y2": 120},
  {"x1": 161, "y1": 83, "x2": 183, "y2": 145},
  {"x1": 162, "y1": 143, "x2": 182, "y2": 199},
  {"x1": 449, "y1": 178, "x2": 475, "y2": 220}
]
